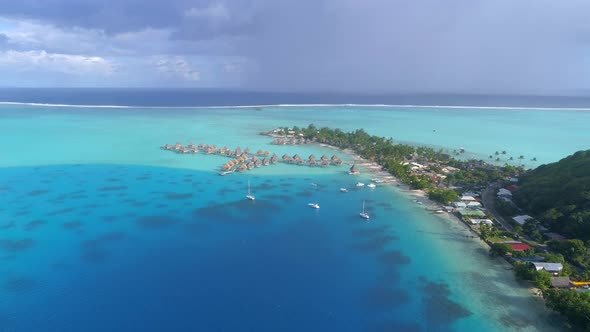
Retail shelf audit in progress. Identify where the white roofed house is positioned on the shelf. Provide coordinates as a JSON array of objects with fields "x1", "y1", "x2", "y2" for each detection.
[
  {"x1": 461, "y1": 195, "x2": 476, "y2": 201},
  {"x1": 531, "y1": 262, "x2": 563, "y2": 275},
  {"x1": 513, "y1": 215, "x2": 533, "y2": 226},
  {"x1": 467, "y1": 201, "x2": 482, "y2": 208},
  {"x1": 471, "y1": 219, "x2": 494, "y2": 226},
  {"x1": 497, "y1": 188, "x2": 512, "y2": 198},
  {"x1": 453, "y1": 202, "x2": 467, "y2": 208}
]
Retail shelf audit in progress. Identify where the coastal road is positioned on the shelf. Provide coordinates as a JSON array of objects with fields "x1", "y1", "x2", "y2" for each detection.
[{"x1": 481, "y1": 183, "x2": 514, "y2": 232}]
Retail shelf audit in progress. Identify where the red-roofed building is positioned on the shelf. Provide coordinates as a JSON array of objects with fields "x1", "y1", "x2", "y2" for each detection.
[
  {"x1": 507, "y1": 185, "x2": 518, "y2": 193},
  {"x1": 504, "y1": 242, "x2": 532, "y2": 251}
]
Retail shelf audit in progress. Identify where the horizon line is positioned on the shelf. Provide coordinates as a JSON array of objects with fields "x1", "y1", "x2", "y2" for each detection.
[{"x1": 1, "y1": 101, "x2": 590, "y2": 111}]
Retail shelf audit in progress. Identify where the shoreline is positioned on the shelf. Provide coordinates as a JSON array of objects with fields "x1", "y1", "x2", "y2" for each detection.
[{"x1": 318, "y1": 142, "x2": 546, "y2": 296}]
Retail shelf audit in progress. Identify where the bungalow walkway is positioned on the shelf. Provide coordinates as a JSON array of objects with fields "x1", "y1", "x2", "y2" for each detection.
[{"x1": 159, "y1": 142, "x2": 343, "y2": 174}]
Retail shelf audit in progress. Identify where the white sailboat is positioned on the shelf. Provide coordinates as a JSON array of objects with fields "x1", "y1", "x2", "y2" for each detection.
[
  {"x1": 359, "y1": 200, "x2": 370, "y2": 219},
  {"x1": 246, "y1": 180, "x2": 255, "y2": 200},
  {"x1": 308, "y1": 203, "x2": 320, "y2": 209}
]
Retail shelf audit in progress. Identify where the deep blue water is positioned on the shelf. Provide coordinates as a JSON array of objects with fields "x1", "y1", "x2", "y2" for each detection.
[
  {"x1": 1, "y1": 87, "x2": 590, "y2": 108},
  {"x1": 2, "y1": 164, "x2": 472, "y2": 332}
]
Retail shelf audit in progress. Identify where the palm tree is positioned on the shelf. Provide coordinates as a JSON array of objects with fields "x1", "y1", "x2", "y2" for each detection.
[
  {"x1": 489, "y1": 155, "x2": 493, "y2": 159},
  {"x1": 495, "y1": 151, "x2": 499, "y2": 156},
  {"x1": 501, "y1": 150, "x2": 507, "y2": 155},
  {"x1": 495, "y1": 157, "x2": 501, "y2": 162}
]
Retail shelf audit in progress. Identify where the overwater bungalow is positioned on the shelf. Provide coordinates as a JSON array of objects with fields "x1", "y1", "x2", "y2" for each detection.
[
  {"x1": 255, "y1": 159, "x2": 263, "y2": 167},
  {"x1": 197, "y1": 144, "x2": 204, "y2": 150},
  {"x1": 320, "y1": 154, "x2": 329, "y2": 161},
  {"x1": 282, "y1": 154, "x2": 293, "y2": 163},
  {"x1": 235, "y1": 147, "x2": 242, "y2": 155},
  {"x1": 161, "y1": 144, "x2": 172, "y2": 150},
  {"x1": 331, "y1": 155, "x2": 343, "y2": 165},
  {"x1": 187, "y1": 142, "x2": 196, "y2": 149},
  {"x1": 293, "y1": 154, "x2": 303, "y2": 165},
  {"x1": 262, "y1": 158, "x2": 270, "y2": 166},
  {"x1": 238, "y1": 164, "x2": 247, "y2": 172},
  {"x1": 308, "y1": 159, "x2": 317, "y2": 167},
  {"x1": 264, "y1": 151, "x2": 271, "y2": 156},
  {"x1": 308, "y1": 154, "x2": 316, "y2": 161},
  {"x1": 321, "y1": 160, "x2": 330, "y2": 167},
  {"x1": 349, "y1": 164, "x2": 360, "y2": 174},
  {"x1": 244, "y1": 147, "x2": 251, "y2": 154},
  {"x1": 174, "y1": 142, "x2": 183, "y2": 151},
  {"x1": 271, "y1": 154, "x2": 279, "y2": 163},
  {"x1": 257, "y1": 149, "x2": 264, "y2": 155}
]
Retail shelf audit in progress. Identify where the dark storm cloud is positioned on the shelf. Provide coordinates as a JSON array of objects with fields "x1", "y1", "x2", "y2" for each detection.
[
  {"x1": 0, "y1": 0, "x2": 257, "y2": 39},
  {"x1": 1, "y1": 0, "x2": 589, "y2": 92}
]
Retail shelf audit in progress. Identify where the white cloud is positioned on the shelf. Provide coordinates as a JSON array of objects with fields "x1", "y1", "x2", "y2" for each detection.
[
  {"x1": 0, "y1": 50, "x2": 114, "y2": 75},
  {"x1": 184, "y1": 3, "x2": 231, "y2": 21},
  {"x1": 154, "y1": 56, "x2": 200, "y2": 81}
]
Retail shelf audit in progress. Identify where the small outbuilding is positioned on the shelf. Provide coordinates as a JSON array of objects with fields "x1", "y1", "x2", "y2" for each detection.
[{"x1": 550, "y1": 277, "x2": 572, "y2": 288}]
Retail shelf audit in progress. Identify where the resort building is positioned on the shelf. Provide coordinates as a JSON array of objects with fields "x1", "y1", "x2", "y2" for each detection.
[{"x1": 460, "y1": 195, "x2": 476, "y2": 202}]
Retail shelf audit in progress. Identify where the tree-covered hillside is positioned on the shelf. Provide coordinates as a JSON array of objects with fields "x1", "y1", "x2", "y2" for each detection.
[{"x1": 514, "y1": 150, "x2": 590, "y2": 239}]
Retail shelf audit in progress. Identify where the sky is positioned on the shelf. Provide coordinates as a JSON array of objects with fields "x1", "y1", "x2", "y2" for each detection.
[{"x1": 0, "y1": 0, "x2": 589, "y2": 94}]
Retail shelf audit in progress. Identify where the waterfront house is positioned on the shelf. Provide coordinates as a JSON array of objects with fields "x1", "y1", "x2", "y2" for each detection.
[
  {"x1": 531, "y1": 262, "x2": 563, "y2": 274},
  {"x1": 512, "y1": 215, "x2": 533, "y2": 226},
  {"x1": 497, "y1": 188, "x2": 512, "y2": 198},
  {"x1": 461, "y1": 195, "x2": 476, "y2": 202},
  {"x1": 349, "y1": 164, "x2": 360, "y2": 174}
]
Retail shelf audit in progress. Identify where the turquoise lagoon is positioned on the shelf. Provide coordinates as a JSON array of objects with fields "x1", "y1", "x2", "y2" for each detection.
[{"x1": 1, "y1": 104, "x2": 588, "y2": 331}]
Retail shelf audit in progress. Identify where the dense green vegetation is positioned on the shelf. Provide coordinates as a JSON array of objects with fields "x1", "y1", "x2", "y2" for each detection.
[
  {"x1": 514, "y1": 150, "x2": 590, "y2": 240},
  {"x1": 544, "y1": 289, "x2": 590, "y2": 329},
  {"x1": 428, "y1": 188, "x2": 459, "y2": 204},
  {"x1": 285, "y1": 124, "x2": 521, "y2": 191}
]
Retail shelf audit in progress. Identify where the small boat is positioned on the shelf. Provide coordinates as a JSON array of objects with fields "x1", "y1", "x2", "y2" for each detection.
[
  {"x1": 356, "y1": 182, "x2": 365, "y2": 187},
  {"x1": 359, "y1": 200, "x2": 370, "y2": 220},
  {"x1": 340, "y1": 188, "x2": 348, "y2": 193},
  {"x1": 311, "y1": 182, "x2": 318, "y2": 187},
  {"x1": 367, "y1": 183, "x2": 376, "y2": 189},
  {"x1": 308, "y1": 203, "x2": 320, "y2": 209},
  {"x1": 435, "y1": 210, "x2": 445, "y2": 214},
  {"x1": 246, "y1": 180, "x2": 255, "y2": 201},
  {"x1": 219, "y1": 170, "x2": 234, "y2": 176}
]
